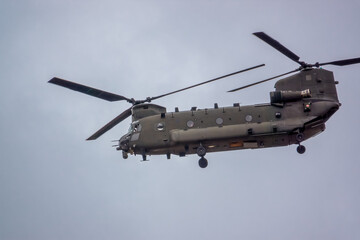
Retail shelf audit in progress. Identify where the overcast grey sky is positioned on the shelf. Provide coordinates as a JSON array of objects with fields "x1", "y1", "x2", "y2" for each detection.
[{"x1": 1, "y1": 0, "x2": 360, "y2": 239}]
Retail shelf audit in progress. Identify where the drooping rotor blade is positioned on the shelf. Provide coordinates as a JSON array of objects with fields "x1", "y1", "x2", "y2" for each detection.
[
  {"x1": 228, "y1": 69, "x2": 298, "y2": 92},
  {"x1": 87, "y1": 107, "x2": 132, "y2": 140},
  {"x1": 148, "y1": 64, "x2": 265, "y2": 101},
  {"x1": 49, "y1": 77, "x2": 133, "y2": 103},
  {"x1": 253, "y1": 32, "x2": 302, "y2": 65},
  {"x1": 318, "y1": 57, "x2": 360, "y2": 67}
]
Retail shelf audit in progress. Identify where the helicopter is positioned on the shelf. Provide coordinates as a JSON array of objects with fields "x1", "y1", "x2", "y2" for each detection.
[{"x1": 49, "y1": 32, "x2": 360, "y2": 168}]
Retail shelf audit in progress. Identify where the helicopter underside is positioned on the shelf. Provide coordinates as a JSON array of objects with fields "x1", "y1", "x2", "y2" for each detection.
[{"x1": 129, "y1": 119, "x2": 326, "y2": 159}]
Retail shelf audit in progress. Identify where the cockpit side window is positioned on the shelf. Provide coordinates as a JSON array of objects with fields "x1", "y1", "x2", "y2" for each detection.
[{"x1": 133, "y1": 123, "x2": 142, "y2": 132}]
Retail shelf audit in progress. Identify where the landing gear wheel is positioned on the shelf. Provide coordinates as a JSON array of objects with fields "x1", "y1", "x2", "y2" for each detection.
[
  {"x1": 296, "y1": 133, "x2": 304, "y2": 142},
  {"x1": 122, "y1": 151, "x2": 128, "y2": 159},
  {"x1": 199, "y1": 157, "x2": 208, "y2": 168},
  {"x1": 197, "y1": 145, "x2": 207, "y2": 157},
  {"x1": 297, "y1": 145, "x2": 306, "y2": 154}
]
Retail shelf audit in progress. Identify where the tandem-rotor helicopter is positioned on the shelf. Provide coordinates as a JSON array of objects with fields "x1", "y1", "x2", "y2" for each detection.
[{"x1": 49, "y1": 32, "x2": 360, "y2": 168}]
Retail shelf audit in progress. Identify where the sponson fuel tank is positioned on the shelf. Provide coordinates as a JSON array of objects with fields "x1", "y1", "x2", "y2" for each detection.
[{"x1": 169, "y1": 117, "x2": 316, "y2": 143}]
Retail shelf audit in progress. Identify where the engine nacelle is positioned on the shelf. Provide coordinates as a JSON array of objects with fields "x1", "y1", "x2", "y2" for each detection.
[{"x1": 270, "y1": 89, "x2": 311, "y2": 104}]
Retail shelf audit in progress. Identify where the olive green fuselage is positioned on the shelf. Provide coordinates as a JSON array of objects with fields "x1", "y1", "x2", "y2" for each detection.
[{"x1": 120, "y1": 68, "x2": 340, "y2": 158}]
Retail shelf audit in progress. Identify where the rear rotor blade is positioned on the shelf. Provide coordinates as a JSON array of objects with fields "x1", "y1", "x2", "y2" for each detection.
[
  {"x1": 318, "y1": 57, "x2": 360, "y2": 67},
  {"x1": 149, "y1": 64, "x2": 265, "y2": 101},
  {"x1": 253, "y1": 32, "x2": 302, "y2": 65},
  {"x1": 228, "y1": 69, "x2": 298, "y2": 92},
  {"x1": 87, "y1": 107, "x2": 132, "y2": 140},
  {"x1": 49, "y1": 77, "x2": 133, "y2": 103}
]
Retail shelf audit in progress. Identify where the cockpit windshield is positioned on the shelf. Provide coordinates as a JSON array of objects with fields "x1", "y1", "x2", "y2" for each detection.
[{"x1": 128, "y1": 121, "x2": 142, "y2": 133}]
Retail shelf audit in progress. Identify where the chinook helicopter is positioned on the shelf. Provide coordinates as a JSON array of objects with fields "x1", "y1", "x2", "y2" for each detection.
[{"x1": 49, "y1": 32, "x2": 360, "y2": 168}]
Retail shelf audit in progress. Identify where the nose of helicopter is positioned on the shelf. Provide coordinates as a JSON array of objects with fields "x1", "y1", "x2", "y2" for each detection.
[{"x1": 118, "y1": 134, "x2": 130, "y2": 151}]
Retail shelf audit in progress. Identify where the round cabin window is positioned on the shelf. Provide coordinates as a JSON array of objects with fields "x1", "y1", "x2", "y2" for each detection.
[
  {"x1": 216, "y1": 117, "x2": 223, "y2": 125},
  {"x1": 187, "y1": 120, "x2": 194, "y2": 128},
  {"x1": 245, "y1": 115, "x2": 253, "y2": 122}
]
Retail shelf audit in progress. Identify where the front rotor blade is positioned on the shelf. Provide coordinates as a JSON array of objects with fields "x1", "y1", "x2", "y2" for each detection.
[
  {"x1": 87, "y1": 107, "x2": 132, "y2": 140},
  {"x1": 49, "y1": 77, "x2": 133, "y2": 103},
  {"x1": 228, "y1": 69, "x2": 298, "y2": 92},
  {"x1": 149, "y1": 64, "x2": 265, "y2": 101},
  {"x1": 253, "y1": 32, "x2": 301, "y2": 65},
  {"x1": 318, "y1": 57, "x2": 360, "y2": 67}
]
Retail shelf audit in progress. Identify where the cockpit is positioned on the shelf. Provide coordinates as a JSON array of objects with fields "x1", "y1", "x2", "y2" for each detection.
[
  {"x1": 128, "y1": 121, "x2": 142, "y2": 133},
  {"x1": 119, "y1": 121, "x2": 142, "y2": 152}
]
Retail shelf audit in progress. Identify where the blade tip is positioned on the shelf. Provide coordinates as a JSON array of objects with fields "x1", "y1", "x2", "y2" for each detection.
[
  {"x1": 48, "y1": 77, "x2": 65, "y2": 84},
  {"x1": 227, "y1": 89, "x2": 238, "y2": 93},
  {"x1": 48, "y1": 77, "x2": 57, "y2": 83},
  {"x1": 253, "y1": 31, "x2": 264, "y2": 36}
]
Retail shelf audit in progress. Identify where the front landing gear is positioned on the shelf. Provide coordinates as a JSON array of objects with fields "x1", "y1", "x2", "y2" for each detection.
[
  {"x1": 199, "y1": 157, "x2": 208, "y2": 168},
  {"x1": 297, "y1": 145, "x2": 306, "y2": 154},
  {"x1": 197, "y1": 144, "x2": 208, "y2": 168},
  {"x1": 197, "y1": 145, "x2": 206, "y2": 157},
  {"x1": 296, "y1": 133, "x2": 304, "y2": 142}
]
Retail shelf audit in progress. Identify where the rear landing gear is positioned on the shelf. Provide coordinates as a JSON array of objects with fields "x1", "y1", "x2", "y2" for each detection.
[
  {"x1": 297, "y1": 145, "x2": 306, "y2": 154},
  {"x1": 197, "y1": 144, "x2": 208, "y2": 168},
  {"x1": 295, "y1": 132, "x2": 306, "y2": 154}
]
